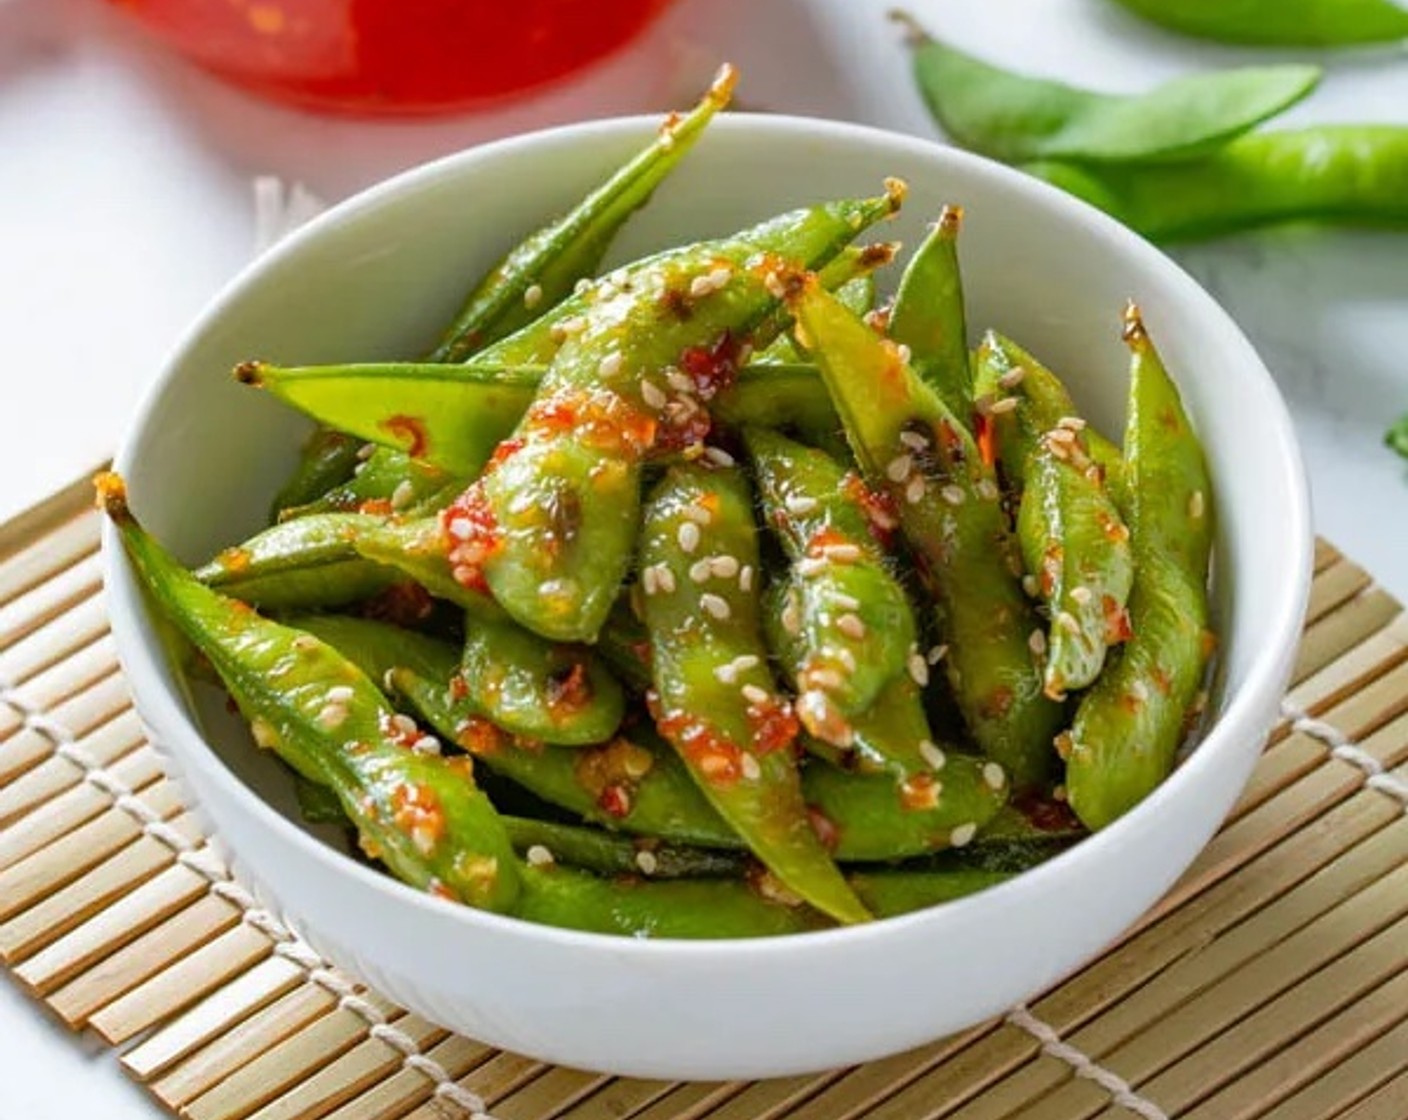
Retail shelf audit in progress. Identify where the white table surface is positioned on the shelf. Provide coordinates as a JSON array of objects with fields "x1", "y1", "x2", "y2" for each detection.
[{"x1": 3, "y1": 0, "x2": 1406, "y2": 1114}]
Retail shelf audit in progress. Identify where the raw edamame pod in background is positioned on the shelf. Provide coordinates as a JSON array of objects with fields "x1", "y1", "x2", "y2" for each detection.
[
  {"x1": 893, "y1": 11, "x2": 1320, "y2": 165},
  {"x1": 1064, "y1": 306, "x2": 1215, "y2": 829},
  {"x1": 1104, "y1": 0, "x2": 1408, "y2": 46}
]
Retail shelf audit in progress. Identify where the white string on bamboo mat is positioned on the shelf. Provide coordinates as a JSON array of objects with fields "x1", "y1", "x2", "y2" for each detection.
[
  {"x1": 1281, "y1": 701, "x2": 1408, "y2": 811},
  {"x1": 0, "y1": 674, "x2": 494, "y2": 1119},
  {"x1": 1006, "y1": 1005, "x2": 1169, "y2": 1120}
]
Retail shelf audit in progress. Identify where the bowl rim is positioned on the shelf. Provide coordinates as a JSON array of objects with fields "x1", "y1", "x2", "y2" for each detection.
[{"x1": 106, "y1": 110, "x2": 1313, "y2": 956}]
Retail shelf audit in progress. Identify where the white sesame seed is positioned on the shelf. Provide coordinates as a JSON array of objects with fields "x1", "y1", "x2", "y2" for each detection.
[
  {"x1": 708, "y1": 265, "x2": 732, "y2": 288},
  {"x1": 1048, "y1": 427, "x2": 1077, "y2": 445},
  {"x1": 561, "y1": 315, "x2": 587, "y2": 336},
  {"x1": 908, "y1": 649, "x2": 930, "y2": 687},
  {"x1": 599, "y1": 352, "x2": 624, "y2": 378},
  {"x1": 1189, "y1": 490, "x2": 1206, "y2": 519},
  {"x1": 526, "y1": 845, "x2": 555, "y2": 867},
  {"x1": 390, "y1": 480, "x2": 416, "y2": 510},
  {"x1": 383, "y1": 669, "x2": 398, "y2": 692},
  {"x1": 739, "y1": 565, "x2": 754, "y2": 592},
  {"x1": 797, "y1": 556, "x2": 829, "y2": 578},
  {"x1": 781, "y1": 594, "x2": 802, "y2": 635},
  {"x1": 895, "y1": 343, "x2": 913, "y2": 364},
  {"x1": 715, "y1": 662, "x2": 741, "y2": 686},
  {"x1": 976, "y1": 479, "x2": 1000, "y2": 502},
  {"x1": 831, "y1": 646, "x2": 858, "y2": 672},
  {"x1": 998, "y1": 366, "x2": 1026, "y2": 390},
  {"x1": 654, "y1": 565, "x2": 676, "y2": 594},
  {"x1": 641, "y1": 566, "x2": 660, "y2": 596},
  {"x1": 837, "y1": 613, "x2": 866, "y2": 639},
  {"x1": 573, "y1": 277, "x2": 592, "y2": 295},
  {"x1": 700, "y1": 593, "x2": 731, "y2": 620},
  {"x1": 983, "y1": 762, "x2": 1006, "y2": 790},
  {"x1": 886, "y1": 453, "x2": 913, "y2": 482},
  {"x1": 689, "y1": 559, "x2": 712, "y2": 584},
  {"x1": 391, "y1": 713, "x2": 417, "y2": 736},
  {"x1": 1022, "y1": 574, "x2": 1040, "y2": 598},
  {"x1": 704, "y1": 446, "x2": 736, "y2": 467},
  {"x1": 318, "y1": 703, "x2": 348, "y2": 729},
  {"x1": 928, "y1": 643, "x2": 949, "y2": 664},
  {"x1": 640, "y1": 379, "x2": 667, "y2": 410},
  {"x1": 356, "y1": 442, "x2": 377, "y2": 460},
  {"x1": 808, "y1": 668, "x2": 845, "y2": 691},
  {"x1": 635, "y1": 849, "x2": 659, "y2": 875},
  {"x1": 905, "y1": 474, "x2": 927, "y2": 504},
  {"x1": 326, "y1": 685, "x2": 355, "y2": 704},
  {"x1": 1057, "y1": 611, "x2": 1081, "y2": 634},
  {"x1": 741, "y1": 683, "x2": 770, "y2": 705},
  {"x1": 523, "y1": 283, "x2": 543, "y2": 309},
  {"x1": 677, "y1": 521, "x2": 701, "y2": 553},
  {"x1": 412, "y1": 735, "x2": 441, "y2": 756},
  {"x1": 822, "y1": 542, "x2": 862, "y2": 563},
  {"x1": 764, "y1": 271, "x2": 787, "y2": 299},
  {"x1": 1058, "y1": 415, "x2": 1087, "y2": 431},
  {"x1": 609, "y1": 268, "x2": 630, "y2": 288},
  {"x1": 735, "y1": 655, "x2": 761, "y2": 674},
  {"x1": 740, "y1": 753, "x2": 762, "y2": 781},
  {"x1": 989, "y1": 396, "x2": 1019, "y2": 415},
  {"x1": 1131, "y1": 679, "x2": 1151, "y2": 702},
  {"x1": 1053, "y1": 784, "x2": 1069, "y2": 802},
  {"x1": 711, "y1": 555, "x2": 740, "y2": 578},
  {"x1": 251, "y1": 718, "x2": 278, "y2": 749},
  {"x1": 919, "y1": 739, "x2": 947, "y2": 771},
  {"x1": 832, "y1": 592, "x2": 861, "y2": 611},
  {"x1": 950, "y1": 822, "x2": 978, "y2": 848},
  {"x1": 941, "y1": 484, "x2": 966, "y2": 506},
  {"x1": 899, "y1": 430, "x2": 930, "y2": 451},
  {"x1": 1029, "y1": 629, "x2": 1048, "y2": 655},
  {"x1": 1070, "y1": 585, "x2": 1093, "y2": 606},
  {"x1": 683, "y1": 504, "x2": 712, "y2": 525},
  {"x1": 784, "y1": 494, "x2": 819, "y2": 515},
  {"x1": 665, "y1": 367, "x2": 693, "y2": 393}
]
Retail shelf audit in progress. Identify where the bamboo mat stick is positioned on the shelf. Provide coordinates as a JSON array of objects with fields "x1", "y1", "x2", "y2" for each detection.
[
  {"x1": 0, "y1": 501, "x2": 99, "y2": 605},
  {"x1": 494, "y1": 1067, "x2": 614, "y2": 1120},
  {"x1": 14, "y1": 632, "x2": 119, "y2": 711},
  {"x1": 549, "y1": 1077, "x2": 679, "y2": 1120},
  {"x1": 1331, "y1": 1071, "x2": 1408, "y2": 1120},
  {"x1": 0, "y1": 669, "x2": 132, "y2": 783},
  {"x1": 318, "y1": 1035, "x2": 495, "y2": 1120},
  {"x1": 0, "y1": 593, "x2": 109, "y2": 688},
  {"x1": 0, "y1": 552, "x2": 103, "y2": 650},
  {"x1": 1272, "y1": 1016, "x2": 1408, "y2": 1120},
  {"x1": 0, "y1": 708, "x2": 144, "y2": 829},
  {"x1": 1304, "y1": 560, "x2": 1374, "y2": 625},
  {"x1": 1291, "y1": 601, "x2": 1408, "y2": 708}
]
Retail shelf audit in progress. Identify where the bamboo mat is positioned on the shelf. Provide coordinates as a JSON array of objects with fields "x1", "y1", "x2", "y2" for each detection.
[{"x1": 2, "y1": 475, "x2": 1406, "y2": 1120}]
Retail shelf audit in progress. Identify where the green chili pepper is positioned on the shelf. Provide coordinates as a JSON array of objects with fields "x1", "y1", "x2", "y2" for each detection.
[
  {"x1": 973, "y1": 334, "x2": 1133, "y2": 699},
  {"x1": 889, "y1": 205, "x2": 970, "y2": 417},
  {"x1": 98, "y1": 474, "x2": 520, "y2": 911},
  {"x1": 1024, "y1": 126, "x2": 1408, "y2": 241},
  {"x1": 281, "y1": 448, "x2": 464, "y2": 521},
  {"x1": 430, "y1": 66, "x2": 736, "y2": 363},
  {"x1": 639, "y1": 464, "x2": 870, "y2": 923},
  {"x1": 502, "y1": 817, "x2": 749, "y2": 880},
  {"x1": 745, "y1": 426, "x2": 915, "y2": 725},
  {"x1": 193, "y1": 513, "x2": 399, "y2": 609},
  {"x1": 465, "y1": 188, "x2": 903, "y2": 644},
  {"x1": 1064, "y1": 306, "x2": 1215, "y2": 829},
  {"x1": 787, "y1": 275, "x2": 1061, "y2": 790},
  {"x1": 457, "y1": 616, "x2": 626, "y2": 746},
  {"x1": 893, "y1": 11, "x2": 1320, "y2": 166},
  {"x1": 270, "y1": 427, "x2": 363, "y2": 521},
  {"x1": 1104, "y1": 0, "x2": 1408, "y2": 46}
]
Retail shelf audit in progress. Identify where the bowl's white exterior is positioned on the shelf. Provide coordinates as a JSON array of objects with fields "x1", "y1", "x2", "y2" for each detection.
[{"x1": 105, "y1": 115, "x2": 1311, "y2": 1080}]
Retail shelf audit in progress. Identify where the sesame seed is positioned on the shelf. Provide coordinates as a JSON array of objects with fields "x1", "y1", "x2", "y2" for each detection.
[
  {"x1": 950, "y1": 822, "x2": 977, "y2": 848},
  {"x1": 704, "y1": 446, "x2": 736, "y2": 467},
  {"x1": 741, "y1": 683, "x2": 770, "y2": 705},
  {"x1": 928, "y1": 643, "x2": 949, "y2": 664},
  {"x1": 822, "y1": 542, "x2": 862, "y2": 562},
  {"x1": 700, "y1": 593, "x2": 731, "y2": 620},
  {"x1": 739, "y1": 564, "x2": 754, "y2": 592},
  {"x1": 635, "y1": 849, "x2": 659, "y2": 875},
  {"x1": 318, "y1": 703, "x2": 348, "y2": 729},
  {"x1": 641, "y1": 566, "x2": 660, "y2": 596},
  {"x1": 896, "y1": 343, "x2": 913, "y2": 364},
  {"x1": 976, "y1": 479, "x2": 1000, "y2": 501},
  {"x1": 989, "y1": 396, "x2": 1019, "y2": 415},
  {"x1": 808, "y1": 668, "x2": 845, "y2": 691},
  {"x1": 832, "y1": 646, "x2": 858, "y2": 671},
  {"x1": 1058, "y1": 415, "x2": 1087, "y2": 431},
  {"x1": 899, "y1": 430, "x2": 930, "y2": 451},
  {"x1": 689, "y1": 559, "x2": 712, "y2": 583},
  {"x1": 356, "y1": 442, "x2": 377, "y2": 460},
  {"x1": 689, "y1": 274, "x2": 716, "y2": 299},
  {"x1": 886, "y1": 453, "x2": 913, "y2": 482},
  {"x1": 609, "y1": 268, "x2": 630, "y2": 287},
  {"x1": 683, "y1": 504, "x2": 712, "y2": 526},
  {"x1": 1029, "y1": 629, "x2": 1048, "y2": 655},
  {"x1": 983, "y1": 762, "x2": 1006, "y2": 790},
  {"x1": 390, "y1": 480, "x2": 415, "y2": 510},
  {"x1": 710, "y1": 555, "x2": 740, "y2": 578},
  {"x1": 905, "y1": 474, "x2": 927, "y2": 504},
  {"x1": 1053, "y1": 783, "x2": 1069, "y2": 802},
  {"x1": 573, "y1": 277, "x2": 592, "y2": 295},
  {"x1": 764, "y1": 271, "x2": 787, "y2": 299},
  {"x1": 1189, "y1": 490, "x2": 1206, "y2": 519},
  {"x1": 412, "y1": 735, "x2": 441, "y2": 755},
  {"x1": 1131, "y1": 679, "x2": 1151, "y2": 702},
  {"x1": 1022, "y1": 574, "x2": 1040, "y2": 598},
  {"x1": 784, "y1": 494, "x2": 819, "y2": 516},
  {"x1": 666, "y1": 367, "x2": 693, "y2": 393},
  {"x1": 908, "y1": 649, "x2": 930, "y2": 686},
  {"x1": 326, "y1": 685, "x2": 355, "y2": 704},
  {"x1": 715, "y1": 663, "x2": 740, "y2": 685},
  {"x1": 251, "y1": 718, "x2": 278, "y2": 749},
  {"x1": 677, "y1": 521, "x2": 701, "y2": 553},
  {"x1": 998, "y1": 367, "x2": 1026, "y2": 390},
  {"x1": 654, "y1": 565, "x2": 676, "y2": 594},
  {"x1": 781, "y1": 594, "x2": 802, "y2": 635},
  {"x1": 1057, "y1": 611, "x2": 1081, "y2": 634},
  {"x1": 733, "y1": 654, "x2": 761, "y2": 673},
  {"x1": 832, "y1": 592, "x2": 861, "y2": 611},
  {"x1": 526, "y1": 845, "x2": 555, "y2": 867},
  {"x1": 383, "y1": 669, "x2": 398, "y2": 691},
  {"x1": 640, "y1": 379, "x2": 667, "y2": 410},
  {"x1": 740, "y1": 753, "x2": 762, "y2": 781},
  {"x1": 447, "y1": 516, "x2": 474, "y2": 541},
  {"x1": 599, "y1": 352, "x2": 624, "y2": 378},
  {"x1": 797, "y1": 556, "x2": 829, "y2": 578},
  {"x1": 919, "y1": 739, "x2": 947, "y2": 771},
  {"x1": 1048, "y1": 427, "x2": 1077, "y2": 445},
  {"x1": 1070, "y1": 585, "x2": 1093, "y2": 606},
  {"x1": 941, "y1": 484, "x2": 966, "y2": 506},
  {"x1": 560, "y1": 315, "x2": 587, "y2": 336},
  {"x1": 523, "y1": 283, "x2": 543, "y2": 309},
  {"x1": 390, "y1": 714, "x2": 416, "y2": 736},
  {"x1": 837, "y1": 613, "x2": 866, "y2": 639}
]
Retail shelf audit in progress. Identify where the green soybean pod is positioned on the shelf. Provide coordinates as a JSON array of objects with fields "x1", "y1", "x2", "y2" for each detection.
[{"x1": 1105, "y1": 0, "x2": 1408, "y2": 45}]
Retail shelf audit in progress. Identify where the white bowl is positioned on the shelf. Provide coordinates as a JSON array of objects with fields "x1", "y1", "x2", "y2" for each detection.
[{"x1": 105, "y1": 114, "x2": 1311, "y2": 1079}]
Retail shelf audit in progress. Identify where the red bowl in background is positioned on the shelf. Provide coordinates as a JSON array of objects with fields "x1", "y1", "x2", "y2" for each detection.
[{"x1": 108, "y1": 0, "x2": 677, "y2": 115}]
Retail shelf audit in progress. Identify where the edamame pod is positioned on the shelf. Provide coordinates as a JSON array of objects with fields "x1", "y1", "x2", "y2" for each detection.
[
  {"x1": 502, "y1": 817, "x2": 749, "y2": 880},
  {"x1": 270, "y1": 426, "x2": 362, "y2": 520},
  {"x1": 889, "y1": 205, "x2": 970, "y2": 417},
  {"x1": 99, "y1": 474, "x2": 520, "y2": 911},
  {"x1": 639, "y1": 464, "x2": 870, "y2": 923},
  {"x1": 1105, "y1": 0, "x2": 1408, "y2": 46},
  {"x1": 1064, "y1": 306, "x2": 1215, "y2": 829},
  {"x1": 283, "y1": 448, "x2": 464, "y2": 520}
]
